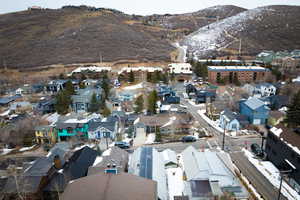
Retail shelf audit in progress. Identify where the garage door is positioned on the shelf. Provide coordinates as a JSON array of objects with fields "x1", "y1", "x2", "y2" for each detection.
[{"x1": 253, "y1": 119, "x2": 261, "y2": 125}]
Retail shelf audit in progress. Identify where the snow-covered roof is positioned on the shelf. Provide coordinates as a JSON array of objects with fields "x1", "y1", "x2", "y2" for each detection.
[
  {"x1": 208, "y1": 65, "x2": 268, "y2": 71},
  {"x1": 118, "y1": 66, "x2": 163, "y2": 74},
  {"x1": 70, "y1": 66, "x2": 111, "y2": 74},
  {"x1": 129, "y1": 147, "x2": 168, "y2": 200},
  {"x1": 161, "y1": 149, "x2": 177, "y2": 166}
]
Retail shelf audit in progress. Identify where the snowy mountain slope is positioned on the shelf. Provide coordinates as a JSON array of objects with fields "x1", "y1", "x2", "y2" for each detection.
[{"x1": 180, "y1": 5, "x2": 300, "y2": 59}]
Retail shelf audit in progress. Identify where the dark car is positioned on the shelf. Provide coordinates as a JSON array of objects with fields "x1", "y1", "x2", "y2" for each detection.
[
  {"x1": 251, "y1": 143, "x2": 263, "y2": 157},
  {"x1": 182, "y1": 136, "x2": 196, "y2": 143},
  {"x1": 114, "y1": 141, "x2": 130, "y2": 149}
]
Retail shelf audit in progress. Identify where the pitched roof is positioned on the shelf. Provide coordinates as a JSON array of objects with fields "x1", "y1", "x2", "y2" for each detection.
[
  {"x1": 221, "y1": 109, "x2": 237, "y2": 122},
  {"x1": 88, "y1": 146, "x2": 129, "y2": 175},
  {"x1": 243, "y1": 97, "x2": 267, "y2": 110},
  {"x1": 61, "y1": 172, "x2": 157, "y2": 200}
]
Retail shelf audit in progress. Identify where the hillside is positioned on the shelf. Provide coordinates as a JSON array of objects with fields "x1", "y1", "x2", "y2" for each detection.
[
  {"x1": 143, "y1": 5, "x2": 246, "y2": 34},
  {"x1": 0, "y1": 7, "x2": 175, "y2": 68},
  {"x1": 180, "y1": 5, "x2": 300, "y2": 59}
]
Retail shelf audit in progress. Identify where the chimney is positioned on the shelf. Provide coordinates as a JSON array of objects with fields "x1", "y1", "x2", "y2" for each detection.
[{"x1": 53, "y1": 155, "x2": 62, "y2": 169}]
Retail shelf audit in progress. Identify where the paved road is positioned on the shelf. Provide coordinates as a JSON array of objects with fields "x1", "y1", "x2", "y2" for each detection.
[{"x1": 231, "y1": 152, "x2": 287, "y2": 200}]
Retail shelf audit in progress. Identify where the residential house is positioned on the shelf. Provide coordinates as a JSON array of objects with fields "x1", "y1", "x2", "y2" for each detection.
[
  {"x1": 105, "y1": 97, "x2": 121, "y2": 112},
  {"x1": 15, "y1": 84, "x2": 33, "y2": 95},
  {"x1": 46, "y1": 80, "x2": 68, "y2": 93},
  {"x1": 164, "y1": 95, "x2": 180, "y2": 104},
  {"x1": 136, "y1": 113, "x2": 192, "y2": 135},
  {"x1": 61, "y1": 172, "x2": 157, "y2": 200},
  {"x1": 195, "y1": 90, "x2": 216, "y2": 104},
  {"x1": 0, "y1": 95, "x2": 21, "y2": 107},
  {"x1": 32, "y1": 84, "x2": 45, "y2": 93},
  {"x1": 55, "y1": 113, "x2": 100, "y2": 141},
  {"x1": 266, "y1": 95, "x2": 289, "y2": 110},
  {"x1": 88, "y1": 146, "x2": 129, "y2": 175},
  {"x1": 219, "y1": 109, "x2": 240, "y2": 131},
  {"x1": 265, "y1": 126, "x2": 300, "y2": 193},
  {"x1": 36, "y1": 97, "x2": 56, "y2": 114},
  {"x1": 254, "y1": 83, "x2": 276, "y2": 97},
  {"x1": 181, "y1": 146, "x2": 248, "y2": 199},
  {"x1": 43, "y1": 146, "x2": 98, "y2": 199},
  {"x1": 9, "y1": 101, "x2": 32, "y2": 113},
  {"x1": 2, "y1": 143, "x2": 72, "y2": 200},
  {"x1": 88, "y1": 120, "x2": 118, "y2": 140},
  {"x1": 35, "y1": 125, "x2": 56, "y2": 144},
  {"x1": 71, "y1": 87, "x2": 102, "y2": 113},
  {"x1": 129, "y1": 147, "x2": 168, "y2": 200},
  {"x1": 239, "y1": 97, "x2": 270, "y2": 125},
  {"x1": 256, "y1": 50, "x2": 275, "y2": 63}
]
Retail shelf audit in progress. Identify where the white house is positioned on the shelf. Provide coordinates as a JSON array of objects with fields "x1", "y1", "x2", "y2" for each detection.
[
  {"x1": 254, "y1": 83, "x2": 276, "y2": 97},
  {"x1": 168, "y1": 63, "x2": 193, "y2": 74}
]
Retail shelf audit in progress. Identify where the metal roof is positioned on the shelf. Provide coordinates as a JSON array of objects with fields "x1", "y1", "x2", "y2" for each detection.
[
  {"x1": 243, "y1": 97, "x2": 267, "y2": 110},
  {"x1": 208, "y1": 66, "x2": 268, "y2": 72}
]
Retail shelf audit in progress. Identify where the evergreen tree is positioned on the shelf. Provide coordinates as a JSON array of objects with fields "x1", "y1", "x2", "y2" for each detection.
[
  {"x1": 88, "y1": 93, "x2": 100, "y2": 113},
  {"x1": 101, "y1": 79, "x2": 110, "y2": 100},
  {"x1": 146, "y1": 72, "x2": 152, "y2": 82},
  {"x1": 148, "y1": 90, "x2": 158, "y2": 114},
  {"x1": 65, "y1": 80, "x2": 75, "y2": 95},
  {"x1": 55, "y1": 90, "x2": 72, "y2": 114},
  {"x1": 134, "y1": 95, "x2": 144, "y2": 113},
  {"x1": 129, "y1": 70, "x2": 135, "y2": 83},
  {"x1": 285, "y1": 90, "x2": 300, "y2": 127},
  {"x1": 155, "y1": 127, "x2": 161, "y2": 142},
  {"x1": 101, "y1": 104, "x2": 111, "y2": 117}
]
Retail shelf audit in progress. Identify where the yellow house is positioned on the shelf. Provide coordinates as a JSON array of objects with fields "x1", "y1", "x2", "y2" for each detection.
[{"x1": 34, "y1": 125, "x2": 56, "y2": 144}]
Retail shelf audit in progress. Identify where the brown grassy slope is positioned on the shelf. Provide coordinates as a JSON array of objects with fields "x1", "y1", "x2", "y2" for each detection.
[
  {"x1": 143, "y1": 5, "x2": 246, "y2": 33},
  {"x1": 0, "y1": 9, "x2": 175, "y2": 68}
]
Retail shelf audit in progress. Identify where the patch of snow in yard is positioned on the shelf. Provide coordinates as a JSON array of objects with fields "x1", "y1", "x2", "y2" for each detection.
[
  {"x1": 167, "y1": 167, "x2": 184, "y2": 200},
  {"x1": 102, "y1": 148, "x2": 112, "y2": 156},
  {"x1": 145, "y1": 133, "x2": 156, "y2": 144},
  {"x1": 123, "y1": 83, "x2": 144, "y2": 90},
  {"x1": 187, "y1": 99, "x2": 205, "y2": 107},
  {"x1": 19, "y1": 145, "x2": 36, "y2": 152},
  {"x1": 1, "y1": 148, "x2": 14, "y2": 155},
  {"x1": 93, "y1": 156, "x2": 103, "y2": 166},
  {"x1": 197, "y1": 110, "x2": 224, "y2": 133},
  {"x1": 243, "y1": 149, "x2": 300, "y2": 200},
  {"x1": 162, "y1": 116, "x2": 177, "y2": 128}
]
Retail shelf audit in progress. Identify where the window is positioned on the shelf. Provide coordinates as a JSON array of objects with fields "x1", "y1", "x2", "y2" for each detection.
[{"x1": 253, "y1": 72, "x2": 257, "y2": 81}]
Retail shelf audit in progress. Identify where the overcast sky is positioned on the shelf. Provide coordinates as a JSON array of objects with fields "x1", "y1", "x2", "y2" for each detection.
[{"x1": 1, "y1": 0, "x2": 300, "y2": 15}]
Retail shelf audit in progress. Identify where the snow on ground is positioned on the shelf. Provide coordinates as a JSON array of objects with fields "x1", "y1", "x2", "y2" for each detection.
[
  {"x1": 0, "y1": 110, "x2": 10, "y2": 116},
  {"x1": 1, "y1": 148, "x2": 14, "y2": 155},
  {"x1": 180, "y1": 7, "x2": 275, "y2": 58},
  {"x1": 19, "y1": 145, "x2": 36, "y2": 152},
  {"x1": 187, "y1": 99, "x2": 205, "y2": 108},
  {"x1": 73, "y1": 143, "x2": 96, "y2": 151},
  {"x1": 197, "y1": 110, "x2": 224, "y2": 133},
  {"x1": 93, "y1": 156, "x2": 103, "y2": 166},
  {"x1": 166, "y1": 167, "x2": 184, "y2": 200},
  {"x1": 145, "y1": 133, "x2": 156, "y2": 144},
  {"x1": 162, "y1": 116, "x2": 177, "y2": 128},
  {"x1": 123, "y1": 83, "x2": 144, "y2": 90},
  {"x1": 102, "y1": 148, "x2": 112, "y2": 156},
  {"x1": 243, "y1": 149, "x2": 300, "y2": 200}
]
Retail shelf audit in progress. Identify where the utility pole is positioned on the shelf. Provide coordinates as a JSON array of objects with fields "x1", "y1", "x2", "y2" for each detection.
[{"x1": 222, "y1": 120, "x2": 227, "y2": 151}]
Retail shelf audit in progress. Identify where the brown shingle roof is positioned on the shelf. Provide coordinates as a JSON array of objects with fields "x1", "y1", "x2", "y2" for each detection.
[{"x1": 61, "y1": 172, "x2": 157, "y2": 200}]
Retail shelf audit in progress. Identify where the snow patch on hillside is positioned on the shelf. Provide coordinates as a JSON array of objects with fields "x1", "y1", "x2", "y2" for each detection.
[{"x1": 180, "y1": 7, "x2": 275, "y2": 58}]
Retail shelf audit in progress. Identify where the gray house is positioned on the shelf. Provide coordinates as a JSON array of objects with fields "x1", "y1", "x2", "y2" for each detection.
[{"x1": 71, "y1": 87, "x2": 102, "y2": 113}]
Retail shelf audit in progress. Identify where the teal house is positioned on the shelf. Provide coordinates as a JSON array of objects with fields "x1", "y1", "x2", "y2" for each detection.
[{"x1": 56, "y1": 121, "x2": 90, "y2": 141}]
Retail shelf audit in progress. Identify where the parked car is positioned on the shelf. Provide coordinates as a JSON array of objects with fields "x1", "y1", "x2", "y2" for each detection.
[
  {"x1": 251, "y1": 143, "x2": 263, "y2": 157},
  {"x1": 114, "y1": 141, "x2": 130, "y2": 149},
  {"x1": 182, "y1": 136, "x2": 196, "y2": 143}
]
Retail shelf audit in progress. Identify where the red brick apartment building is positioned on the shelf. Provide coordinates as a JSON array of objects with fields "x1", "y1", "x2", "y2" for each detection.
[{"x1": 208, "y1": 66, "x2": 270, "y2": 83}]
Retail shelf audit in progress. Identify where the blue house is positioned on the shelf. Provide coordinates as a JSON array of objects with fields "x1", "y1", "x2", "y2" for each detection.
[
  {"x1": 219, "y1": 109, "x2": 240, "y2": 131},
  {"x1": 88, "y1": 120, "x2": 118, "y2": 140},
  {"x1": 239, "y1": 97, "x2": 270, "y2": 125}
]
